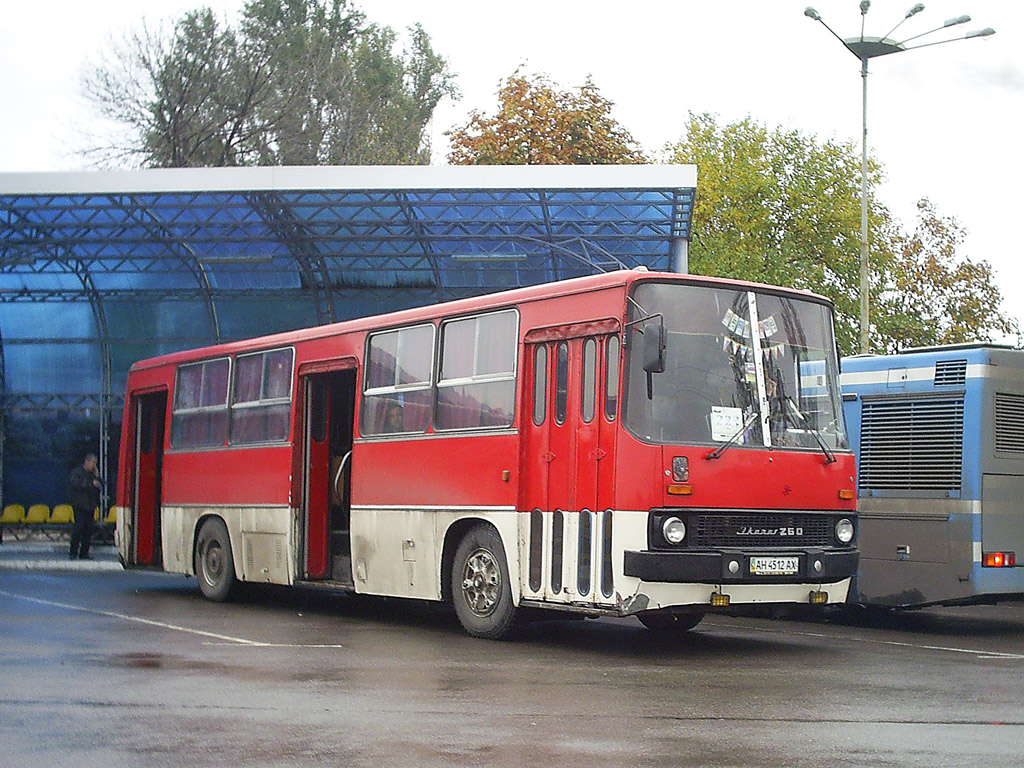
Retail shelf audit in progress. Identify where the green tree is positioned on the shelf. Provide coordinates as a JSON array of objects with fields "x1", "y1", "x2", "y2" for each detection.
[
  {"x1": 667, "y1": 112, "x2": 880, "y2": 354},
  {"x1": 446, "y1": 70, "x2": 646, "y2": 165},
  {"x1": 873, "y1": 199, "x2": 1018, "y2": 352},
  {"x1": 666, "y1": 112, "x2": 1015, "y2": 355},
  {"x1": 82, "y1": 0, "x2": 457, "y2": 167},
  {"x1": 239, "y1": 1, "x2": 454, "y2": 164}
]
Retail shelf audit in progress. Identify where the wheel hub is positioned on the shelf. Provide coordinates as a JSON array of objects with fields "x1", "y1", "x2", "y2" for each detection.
[
  {"x1": 461, "y1": 548, "x2": 500, "y2": 617},
  {"x1": 204, "y1": 544, "x2": 223, "y2": 582}
]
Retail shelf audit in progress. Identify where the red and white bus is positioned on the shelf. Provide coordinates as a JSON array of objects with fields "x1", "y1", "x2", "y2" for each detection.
[{"x1": 116, "y1": 270, "x2": 858, "y2": 638}]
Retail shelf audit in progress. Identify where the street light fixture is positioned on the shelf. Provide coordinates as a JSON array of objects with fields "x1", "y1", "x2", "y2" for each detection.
[{"x1": 804, "y1": 2, "x2": 995, "y2": 354}]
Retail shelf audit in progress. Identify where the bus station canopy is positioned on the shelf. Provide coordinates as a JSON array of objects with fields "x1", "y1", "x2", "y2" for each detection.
[
  {"x1": 0, "y1": 164, "x2": 696, "y2": 410},
  {"x1": 0, "y1": 164, "x2": 695, "y2": 506}
]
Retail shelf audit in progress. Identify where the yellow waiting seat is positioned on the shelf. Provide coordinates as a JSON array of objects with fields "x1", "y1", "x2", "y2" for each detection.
[
  {"x1": 1, "y1": 504, "x2": 25, "y2": 524},
  {"x1": 50, "y1": 504, "x2": 74, "y2": 524},
  {"x1": 104, "y1": 507, "x2": 117, "y2": 525},
  {"x1": 25, "y1": 504, "x2": 50, "y2": 524}
]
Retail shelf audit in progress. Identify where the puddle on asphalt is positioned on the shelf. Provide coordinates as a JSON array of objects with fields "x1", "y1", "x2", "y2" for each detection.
[
  {"x1": 96, "y1": 651, "x2": 354, "y2": 685},
  {"x1": 99, "y1": 652, "x2": 224, "y2": 672}
]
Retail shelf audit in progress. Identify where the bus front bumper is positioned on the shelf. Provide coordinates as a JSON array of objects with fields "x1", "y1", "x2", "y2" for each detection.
[{"x1": 623, "y1": 548, "x2": 859, "y2": 585}]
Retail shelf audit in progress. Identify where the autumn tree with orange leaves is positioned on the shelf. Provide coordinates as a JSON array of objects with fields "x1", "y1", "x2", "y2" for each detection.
[{"x1": 446, "y1": 71, "x2": 646, "y2": 165}]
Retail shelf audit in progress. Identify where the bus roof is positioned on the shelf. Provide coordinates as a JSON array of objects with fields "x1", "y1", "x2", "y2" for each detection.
[
  {"x1": 842, "y1": 343, "x2": 1023, "y2": 372},
  {"x1": 129, "y1": 269, "x2": 834, "y2": 373}
]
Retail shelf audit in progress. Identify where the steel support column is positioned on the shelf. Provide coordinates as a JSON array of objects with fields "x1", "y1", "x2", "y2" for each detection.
[
  {"x1": 538, "y1": 191, "x2": 560, "y2": 282},
  {"x1": 396, "y1": 191, "x2": 443, "y2": 293},
  {"x1": 132, "y1": 200, "x2": 221, "y2": 344},
  {"x1": 72, "y1": 258, "x2": 112, "y2": 513},
  {"x1": 248, "y1": 192, "x2": 336, "y2": 326},
  {"x1": 671, "y1": 237, "x2": 689, "y2": 274}
]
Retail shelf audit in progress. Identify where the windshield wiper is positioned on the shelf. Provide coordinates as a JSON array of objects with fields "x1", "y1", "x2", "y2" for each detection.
[
  {"x1": 785, "y1": 398, "x2": 836, "y2": 464},
  {"x1": 704, "y1": 411, "x2": 759, "y2": 460}
]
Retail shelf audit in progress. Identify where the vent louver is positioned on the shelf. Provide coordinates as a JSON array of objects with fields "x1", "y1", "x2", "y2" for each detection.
[
  {"x1": 934, "y1": 359, "x2": 967, "y2": 386},
  {"x1": 995, "y1": 392, "x2": 1024, "y2": 454},
  {"x1": 859, "y1": 398, "x2": 964, "y2": 492}
]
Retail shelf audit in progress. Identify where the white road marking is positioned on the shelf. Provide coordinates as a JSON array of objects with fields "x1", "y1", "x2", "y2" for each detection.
[
  {"x1": 201, "y1": 642, "x2": 347, "y2": 648},
  {"x1": 714, "y1": 618, "x2": 1024, "y2": 660},
  {"x1": 0, "y1": 589, "x2": 344, "y2": 648}
]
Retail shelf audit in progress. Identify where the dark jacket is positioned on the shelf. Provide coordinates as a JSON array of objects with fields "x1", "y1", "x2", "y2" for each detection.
[{"x1": 69, "y1": 465, "x2": 100, "y2": 511}]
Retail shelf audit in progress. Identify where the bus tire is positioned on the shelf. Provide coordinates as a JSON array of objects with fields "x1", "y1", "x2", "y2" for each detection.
[
  {"x1": 451, "y1": 524, "x2": 518, "y2": 640},
  {"x1": 195, "y1": 517, "x2": 237, "y2": 602},
  {"x1": 637, "y1": 608, "x2": 704, "y2": 633}
]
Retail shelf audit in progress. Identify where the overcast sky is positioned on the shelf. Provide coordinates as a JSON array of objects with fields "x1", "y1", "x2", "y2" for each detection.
[{"x1": 2, "y1": 0, "x2": 1021, "y2": 341}]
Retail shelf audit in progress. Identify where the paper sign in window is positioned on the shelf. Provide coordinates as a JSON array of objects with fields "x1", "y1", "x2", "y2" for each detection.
[{"x1": 710, "y1": 406, "x2": 744, "y2": 442}]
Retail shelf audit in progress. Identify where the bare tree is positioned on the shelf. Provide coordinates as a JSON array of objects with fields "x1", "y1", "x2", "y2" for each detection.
[{"x1": 81, "y1": 0, "x2": 456, "y2": 168}]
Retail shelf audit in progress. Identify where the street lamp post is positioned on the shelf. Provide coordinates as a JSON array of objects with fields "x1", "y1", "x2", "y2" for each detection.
[{"x1": 804, "y1": 2, "x2": 995, "y2": 354}]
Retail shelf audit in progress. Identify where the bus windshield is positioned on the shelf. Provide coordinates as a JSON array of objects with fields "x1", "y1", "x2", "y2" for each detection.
[{"x1": 623, "y1": 281, "x2": 848, "y2": 452}]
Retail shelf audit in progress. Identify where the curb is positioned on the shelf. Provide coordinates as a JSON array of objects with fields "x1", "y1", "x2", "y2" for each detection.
[
  {"x1": 0, "y1": 544, "x2": 122, "y2": 573},
  {"x1": 0, "y1": 560, "x2": 123, "y2": 573}
]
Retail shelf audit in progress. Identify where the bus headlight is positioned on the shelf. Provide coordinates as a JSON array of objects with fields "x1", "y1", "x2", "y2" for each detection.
[
  {"x1": 662, "y1": 517, "x2": 686, "y2": 545},
  {"x1": 835, "y1": 518, "x2": 855, "y2": 544}
]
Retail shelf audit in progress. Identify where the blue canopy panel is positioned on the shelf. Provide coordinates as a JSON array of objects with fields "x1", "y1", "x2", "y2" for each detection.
[
  {"x1": 0, "y1": 165, "x2": 695, "y2": 397},
  {"x1": 0, "y1": 165, "x2": 695, "y2": 506}
]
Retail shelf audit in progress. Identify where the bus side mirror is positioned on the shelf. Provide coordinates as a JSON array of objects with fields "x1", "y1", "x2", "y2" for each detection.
[{"x1": 642, "y1": 325, "x2": 665, "y2": 374}]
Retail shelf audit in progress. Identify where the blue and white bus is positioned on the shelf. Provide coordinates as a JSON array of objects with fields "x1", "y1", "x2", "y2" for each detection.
[{"x1": 841, "y1": 344, "x2": 1024, "y2": 607}]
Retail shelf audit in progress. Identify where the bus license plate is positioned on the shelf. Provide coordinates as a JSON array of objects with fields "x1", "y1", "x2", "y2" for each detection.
[{"x1": 749, "y1": 556, "x2": 800, "y2": 575}]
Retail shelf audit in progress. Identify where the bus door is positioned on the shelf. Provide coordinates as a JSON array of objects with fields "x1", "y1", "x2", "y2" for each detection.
[
  {"x1": 520, "y1": 327, "x2": 619, "y2": 604},
  {"x1": 130, "y1": 390, "x2": 166, "y2": 566},
  {"x1": 300, "y1": 366, "x2": 356, "y2": 583}
]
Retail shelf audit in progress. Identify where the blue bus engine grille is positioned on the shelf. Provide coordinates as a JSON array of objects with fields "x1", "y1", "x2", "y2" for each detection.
[{"x1": 692, "y1": 513, "x2": 835, "y2": 548}]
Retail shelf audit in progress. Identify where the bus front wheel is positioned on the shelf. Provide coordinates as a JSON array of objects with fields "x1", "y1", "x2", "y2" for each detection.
[
  {"x1": 195, "y1": 517, "x2": 237, "y2": 602},
  {"x1": 451, "y1": 524, "x2": 518, "y2": 640}
]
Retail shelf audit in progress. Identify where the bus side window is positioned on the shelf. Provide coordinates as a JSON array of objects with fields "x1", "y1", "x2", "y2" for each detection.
[
  {"x1": 171, "y1": 358, "x2": 230, "y2": 449},
  {"x1": 436, "y1": 310, "x2": 518, "y2": 431},
  {"x1": 533, "y1": 345, "x2": 548, "y2": 426},
  {"x1": 310, "y1": 378, "x2": 328, "y2": 443},
  {"x1": 139, "y1": 398, "x2": 155, "y2": 453},
  {"x1": 361, "y1": 324, "x2": 434, "y2": 436},
  {"x1": 605, "y1": 335, "x2": 620, "y2": 421},
  {"x1": 230, "y1": 348, "x2": 294, "y2": 444},
  {"x1": 582, "y1": 338, "x2": 597, "y2": 423},
  {"x1": 554, "y1": 342, "x2": 569, "y2": 425}
]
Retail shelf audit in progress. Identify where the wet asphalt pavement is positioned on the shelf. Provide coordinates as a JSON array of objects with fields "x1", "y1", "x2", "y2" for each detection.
[{"x1": 1, "y1": 544, "x2": 1022, "y2": 767}]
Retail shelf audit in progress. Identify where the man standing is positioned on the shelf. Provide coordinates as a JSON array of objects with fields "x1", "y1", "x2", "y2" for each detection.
[{"x1": 69, "y1": 453, "x2": 101, "y2": 560}]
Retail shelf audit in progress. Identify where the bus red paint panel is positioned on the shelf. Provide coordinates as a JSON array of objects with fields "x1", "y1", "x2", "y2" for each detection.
[
  {"x1": 662, "y1": 450, "x2": 857, "y2": 511},
  {"x1": 353, "y1": 434, "x2": 518, "y2": 509},
  {"x1": 161, "y1": 447, "x2": 292, "y2": 506},
  {"x1": 611, "y1": 438, "x2": 854, "y2": 512}
]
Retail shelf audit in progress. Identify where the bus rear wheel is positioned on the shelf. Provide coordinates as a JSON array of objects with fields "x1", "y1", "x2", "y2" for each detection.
[
  {"x1": 451, "y1": 524, "x2": 518, "y2": 640},
  {"x1": 637, "y1": 609, "x2": 704, "y2": 633},
  {"x1": 195, "y1": 517, "x2": 237, "y2": 602}
]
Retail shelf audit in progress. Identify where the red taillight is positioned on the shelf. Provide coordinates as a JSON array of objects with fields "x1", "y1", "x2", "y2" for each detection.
[{"x1": 982, "y1": 552, "x2": 1016, "y2": 567}]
